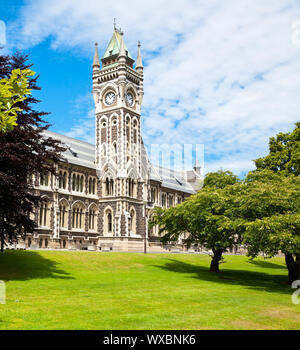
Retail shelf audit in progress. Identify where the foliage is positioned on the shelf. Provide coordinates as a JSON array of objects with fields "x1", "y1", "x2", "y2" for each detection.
[
  {"x1": 239, "y1": 170, "x2": 300, "y2": 283},
  {"x1": 203, "y1": 169, "x2": 239, "y2": 189},
  {"x1": 0, "y1": 52, "x2": 66, "y2": 251},
  {"x1": 255, "y1": 122, "x2": 300, "y2": 175},
  {"x1": 150, "y1": 171, "x2": 243, "y2": 272},
  {"x1": 0, "y1": 68, "x2": 34, "y2": 133}
]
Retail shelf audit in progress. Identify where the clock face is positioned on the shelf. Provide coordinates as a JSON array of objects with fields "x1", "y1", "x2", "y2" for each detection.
[
  {"x1": 104, "y1": 91, "x2": 116, "y2": 105},
  {"x1": 126, "y1": 92, "x2": 134, "y2": 106}
]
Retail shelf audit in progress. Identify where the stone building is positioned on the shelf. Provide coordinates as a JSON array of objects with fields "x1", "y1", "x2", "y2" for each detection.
[{"x1": 23, "y1": 28, "x2": 203, "y2": 252}]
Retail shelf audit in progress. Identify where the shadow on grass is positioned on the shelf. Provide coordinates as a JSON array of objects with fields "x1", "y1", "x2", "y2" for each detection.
[
  {"x1": 0, "y1": 250, "x2": 73, "y2": 281},
  {"x1": 247, "y1": 259, "x2": 286, "y2": 270},
  {"x1": 153, "y1": 259, "x2": 290, "y2": 295}
]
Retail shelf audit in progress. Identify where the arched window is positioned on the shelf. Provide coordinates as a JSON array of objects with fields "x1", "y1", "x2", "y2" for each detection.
[
  {"x1": 88, "y1": 204, "x2": 98, "y2": 230},
  {"x1": 40, "y1": 172, "x2": 49, "y2": 186},
  {"x1": 128, "y1": 178, "x2": 135, "y2": 197},
  {"x1": 108, "y1": 212, "x2": 112, "y2": 233},
  {"x1": 72, "y1": 202, "x2": 85, "y2": 230},
  {"x1": 39, "y1": 201, "x2": 50, "y2": 227},
  {"x1": 126, "y1": 142, "x2": 130, "y2": 162},
  {"x1": 89, "y1": 177, "x2": 96, "y2": 195},
  {"x1": 76, "y1": 175, "x2": 80, "y2": 192},
  {"x1": 168, "y1": 195, "x2": 174, "y2": 207},
  {"x1": 58, "y1": 171, "x2": 67, "y2": 189},
  {"x1": 72, "y1": 174, "x2": 76, "y2": 191},
  {"x1": 129, "y1": 208, "x2": 136, "y2": 235},
  {"x1": 63, "y1": 172, "x2": 67, "y2": 189},
  {"x1": 150, "y1": 188, "x2": 156, "y2": 203},
  {"x1": 105, "y1": 178, "x2": 114, "y2": 196},
  {"x1": 104, "y1": 208, "x2": 113, "y2": 235},
  {"x1": 59, "y1": 201, "x2": 68, "y2": 228},
  {"x1": 72, "y1": 173, "x2": 84, "y2": 192},
  {"x1": 80, "y1": 175, "x2": 84, "y2": 192},
  {"x1": 161, "y1": 193, "x2": 166, "y2": 208}
]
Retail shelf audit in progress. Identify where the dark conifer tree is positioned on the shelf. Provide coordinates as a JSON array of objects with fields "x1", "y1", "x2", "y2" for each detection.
[{"x1": 0, "y1": 51, "x2": 66, "y2": 252}]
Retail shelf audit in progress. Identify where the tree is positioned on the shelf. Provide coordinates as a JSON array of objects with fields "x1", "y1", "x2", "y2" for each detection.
[
  {"x1": 203, "y1": 170, "x2": 239, "y2": 189},
  {"x1": 255, "y1": 122, "x2": 300, "y2": 175},
  {"x1": 0, "y1": 67, "x2": 34, "y2": 133},
  {"x1": 0, "y1": 52, "x2": 66, "y2": 252},
  {"x1": 239, "y1": 170, "x2": 300, "y2": 284},
  {"x1": 150, "y1": 171, "x2": 242, "y2": 272}
]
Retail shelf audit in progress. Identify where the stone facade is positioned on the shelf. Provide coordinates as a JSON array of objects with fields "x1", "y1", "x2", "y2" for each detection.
[{"x1": 18, "y1": 28, "x2": 203, "y2": 253}]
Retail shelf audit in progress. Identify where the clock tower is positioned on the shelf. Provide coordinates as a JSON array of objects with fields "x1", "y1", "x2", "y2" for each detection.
[{"x1": 92, "y1": 27, "x2": 147, "y2": 241}]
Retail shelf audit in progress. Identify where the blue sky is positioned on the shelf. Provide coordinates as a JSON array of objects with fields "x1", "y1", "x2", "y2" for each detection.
[{"x1": 1, "y1": 0, "x2": 300, "y2": 176}]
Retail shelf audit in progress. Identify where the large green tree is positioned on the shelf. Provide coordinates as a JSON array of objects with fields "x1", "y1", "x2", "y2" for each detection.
[
  {"x1": 255, "y1": 122, "x2": 300, "y2": 175},
  {"x1": 0, "y1": 52, "x2": 65, "y2": 252},
  {"x1": 150, "y1": 171, "x2": 242, "y2": 272},
  {"x1": 239, "y1": 170, "x2": 300, "y2": 284}
]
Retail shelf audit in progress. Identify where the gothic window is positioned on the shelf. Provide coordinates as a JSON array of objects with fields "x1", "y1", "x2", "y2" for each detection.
[
  {"x1": 108, "y1": 212, "x2": 112, "y2": 233},
  {"x1": 72, "y1": 202, "x2": 85, "y2": 230},
  {"x1": 40, "y1": 171, "x2": 49, "y2": 186},
  {"x1": 88, "y1": 177, "x2": 96, "y2": 195},
  {"x1": 161, "y1": 193, "x2": 167, "y2": 208},
  {"x1": 72, "y1": 174, "x2": 76, "y2": 191},
  {"x1": 126, "y1": 142, "x2": 130, "y2": 162},
  {"x1": 105, "y1": 178, "x2": 114, "y2": 196},
  {"x1": 129, "y1": 208, "x2": 136, "y2": 235},
  {"x1": 72, "y1": 173, "x2": 84, "y2": 192},
  {"x1": 133, "y1": 119, "x2": 138, "y2": 144},
  {"x1": 126, "y1": 116, "x2": 130, "y2": 142},
  {"x1": 39, "y1": 201, "x2": 50, "y2": 227},
  {"x1": 59, "y1": 201, "x2": 68, "y2": 228},
  {"x1": 168, "y1": 195, "x2": 174, "y2": 207},
  {"x1": 177, "y1": 196, "x2": 182, "y2": 204},
  {"x1": 150, "y1": 188, "x2": 156, "y2": 203},
  {"x1": 104, "y1": 209, "x2": 113, "y2": 235},
  {"x1": 88, "y1": 204, "x2": 98, "y2": 231},
  {"x1": 58, "y1": 170, "x2": 67, "y2": 189},
  {"x1": 112, "y1": 142, "x2": 117, "y2": 163},
  {"x1": 128, "y1": 178, "x2": 135, "y2": 197},
  {"x1": 80, "y1": 175, "x2": 84, "y2": 192}
]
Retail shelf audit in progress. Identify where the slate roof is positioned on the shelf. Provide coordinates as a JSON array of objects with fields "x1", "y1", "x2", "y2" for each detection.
[{"x1": 43, "y1": 129, "x2": 196, "y2": 194}]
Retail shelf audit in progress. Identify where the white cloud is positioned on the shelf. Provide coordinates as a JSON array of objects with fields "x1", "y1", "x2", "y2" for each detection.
[{"x1": 8, "y1": 0, "x2": 300, "y2": 175}]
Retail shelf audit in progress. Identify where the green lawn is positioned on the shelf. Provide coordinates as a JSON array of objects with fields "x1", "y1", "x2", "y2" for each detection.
[{"x1": 0, "y1": 250, "x2": 299, "y2": 330}]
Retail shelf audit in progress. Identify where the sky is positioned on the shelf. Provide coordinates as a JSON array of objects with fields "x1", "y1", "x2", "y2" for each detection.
[{"x1": 1, "y1": 0, "x2": 300, "y2": 176}]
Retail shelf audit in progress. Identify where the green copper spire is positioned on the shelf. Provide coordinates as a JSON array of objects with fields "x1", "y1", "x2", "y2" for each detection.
[{"x1": 102, "y1": 29, "x2": 133, "y2": 60}]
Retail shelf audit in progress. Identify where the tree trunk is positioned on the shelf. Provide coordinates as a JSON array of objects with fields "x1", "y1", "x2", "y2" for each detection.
[
  {"x1": 285, "y1": 253, "x2": 300, "y2": 284},
  {"x1": 0, "y1": 236, "x2": 4, "y2": 253},
  {"x1": 210, "y1": 249, "x2": 223, "y2": 272}
]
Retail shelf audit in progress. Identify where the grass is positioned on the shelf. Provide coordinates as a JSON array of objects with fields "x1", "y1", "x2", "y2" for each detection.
[{"x1": 0, "y1": 250, "x2": 299, "y2": 330}]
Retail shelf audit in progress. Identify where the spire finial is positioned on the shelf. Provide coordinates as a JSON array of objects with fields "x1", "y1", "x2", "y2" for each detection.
[
  {"x1": 93, "y1": 41, "x2": 100, "y2": 69},
  {"x1": 113, "y1": 18, "x2": 116, "y2": 30},
  {"x1": 118, "y1": 30, "x2": 126, "y2": 58},
  {"x1": 136, "y1": 40, "x2": 143, "y2": 70}
]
